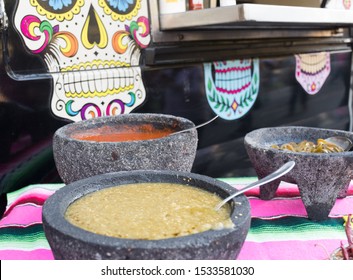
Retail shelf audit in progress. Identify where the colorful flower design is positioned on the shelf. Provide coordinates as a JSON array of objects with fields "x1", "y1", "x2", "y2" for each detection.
[
  {"x1": 108, "y1": 0, "x2": 134, "y2": 12},
  {"x1": 48, "y1": 0, "x2": 73, "y2": 10}
]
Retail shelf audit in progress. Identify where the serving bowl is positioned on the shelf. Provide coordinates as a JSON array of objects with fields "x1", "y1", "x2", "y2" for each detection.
[
  {"x1": 42, "y1": 170, "x2": 251, "y2": 260},
  {"x1": 244, "y1": 126, "x2": 353, "y2": 221},
  {"x1": 53, "y1": 113, "x2": 198, "y2": 184}
]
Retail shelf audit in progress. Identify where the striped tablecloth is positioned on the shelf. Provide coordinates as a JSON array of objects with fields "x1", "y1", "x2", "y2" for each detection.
[{"x1": 1, "y1": 179, "x2": 352, "y2": 260}]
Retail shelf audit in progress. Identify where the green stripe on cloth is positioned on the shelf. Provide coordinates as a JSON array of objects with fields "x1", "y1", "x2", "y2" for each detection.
[
  {"x1": 247, "y1": 217, "x2": 346, "y2": 242},
  {"x1": 0, "y1": 224, "x2": 50, "y2": 250}
]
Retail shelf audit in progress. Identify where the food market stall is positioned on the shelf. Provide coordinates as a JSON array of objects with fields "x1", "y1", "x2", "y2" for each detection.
[{"x1": 0, "y1": 0, "x2": 353, "y2": 260}]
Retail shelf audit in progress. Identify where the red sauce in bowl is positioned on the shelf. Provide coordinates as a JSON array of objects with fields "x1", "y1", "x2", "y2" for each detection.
[{"x1": 72, "y1": 124, "x2": 176, "y2": 142}]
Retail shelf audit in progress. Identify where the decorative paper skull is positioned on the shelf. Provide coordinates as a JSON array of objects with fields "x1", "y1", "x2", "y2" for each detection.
[
  {"x1": 295, "y1": 52, "x2": 331, "y2": 95},
  {"x1": 204, "y1": 59, "x2": 260, "y2": 120},
  {"x1": 13, "y1": 0, "x2": 151, "y2": 121}
]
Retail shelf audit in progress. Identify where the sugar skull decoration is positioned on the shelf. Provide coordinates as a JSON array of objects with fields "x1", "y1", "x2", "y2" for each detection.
[
  {"x1": 13, "y1": 0, "x2": 151, "y2": 121},
  {"x1": 204, "y1": 59, "x2": 260, "y2": 120},
  {"x1": 295, "y1": 52, "x2": 331, "y2": 95}
]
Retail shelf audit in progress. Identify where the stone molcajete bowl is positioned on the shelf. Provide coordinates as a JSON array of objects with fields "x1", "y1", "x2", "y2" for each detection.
[
  {"x1": 42, "y1": 170, "x2": 251, "y2": 260},
  {"x1": 244, "y1": 126, "x2": 353, "y2": 221},
  {"x1": 53, "y1": 113, "x2": 198, "y2": 184}
]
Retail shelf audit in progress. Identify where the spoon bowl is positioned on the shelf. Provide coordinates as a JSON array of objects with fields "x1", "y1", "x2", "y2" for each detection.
[{"x1": 324, "y1": 136, "x2": 353, "y2": 151}]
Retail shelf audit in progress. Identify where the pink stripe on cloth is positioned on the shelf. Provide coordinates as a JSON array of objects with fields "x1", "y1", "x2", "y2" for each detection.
[
  {"x1": 250, "y1": 197, "x2": 307, "y2": 218},
  {"x1": 0, "y1": 204, "x2": 43, "y2": 227},
  {"x1": 237, "y1": 239, "x2": 342, "y2": 260},
  {"x1": 242, "y1": 182, "x2": 300, "y2": 197},
  {"x1": 4, "y1": 189, "x2": 55, "y2": 217},
  {"x1": 249, "y1": 195, "x2": 353, "y2": 219},
  {"x1": 237, "y1": 180, "x2": 353, "y2": 197},
  {"x1": 0, "y1": 249, "x2": 54, "y2": 260}
]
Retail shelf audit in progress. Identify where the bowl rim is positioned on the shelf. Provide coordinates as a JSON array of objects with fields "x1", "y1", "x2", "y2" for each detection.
[
  {"x1": 42, "y1": 170, "x2": 251, "y2": 250},
  {"x1": 54, "y1": 113, "x2": 197, "y2": 144},
  {"x1": 244, "y1": 126, "x2": 353, "y2": 156}
]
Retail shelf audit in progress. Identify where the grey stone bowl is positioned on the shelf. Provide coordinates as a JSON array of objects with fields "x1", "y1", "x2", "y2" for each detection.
[
  {"x1": 42, "y1": 170, "x2": 251, "y2": 260},
  {"x1": 244, "y1": 126, "x2": 353, "y2": 221},
  {"x1": 53, "y1": 113, "x2": 198, "y2": 184}
]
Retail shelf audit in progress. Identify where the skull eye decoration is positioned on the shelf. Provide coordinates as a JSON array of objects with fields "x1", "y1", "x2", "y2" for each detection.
[
  {"x1": 13, "y1": 0, "x2": 150, "y2": 121},
  {"x1": 29, "y1": 0, "x2": 81, "y2": 21},
  {"x1": 101, "y1": 0, "x2": 141, "y2": 20}
]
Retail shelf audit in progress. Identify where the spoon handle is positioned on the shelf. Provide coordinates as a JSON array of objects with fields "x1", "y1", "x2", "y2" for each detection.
[
  {"x1": 215, "y1": 161, "x2": 295, "y2": 210},
  {"x1": 170, "y1": 115, "x2": 219, "y2": 136}
]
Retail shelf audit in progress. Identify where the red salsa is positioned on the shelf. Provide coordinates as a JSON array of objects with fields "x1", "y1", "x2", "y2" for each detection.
[{"x1": 72, "y1": 124, "x2": 176, "y2": 142}]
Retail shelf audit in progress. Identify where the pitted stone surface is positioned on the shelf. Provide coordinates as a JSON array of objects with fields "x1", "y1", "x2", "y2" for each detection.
[
  {"x1": 42, "y1": 170, "x2": 251, "y2": 260},
  {"x1": 244, "y1": 126, "x2": 353, "y2": 221},
  {"x1": 53, "y1": 114, "x2": 198, "y2": 184}
]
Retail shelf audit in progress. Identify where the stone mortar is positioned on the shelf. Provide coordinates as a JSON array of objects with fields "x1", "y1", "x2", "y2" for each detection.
[
  {"x1": 53, "y1": 113, "x2": 198, "y2": 184},
  {"x1": 42, "y1": 170, "x2": 251, "y2": 260},
  {"x1": 244, "y1": 126, "x2": 353, "y2": 221}
]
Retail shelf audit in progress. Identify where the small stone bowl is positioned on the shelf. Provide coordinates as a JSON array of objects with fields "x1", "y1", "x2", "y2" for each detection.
[
  {"x1": 53, "y1": 113, "x2": 198, "y2": 184},
  {"x1": 244, "y1": 126, "x2": 353, "y2": 221},
  {"x1": 42, "y1": 170, "x2": 251, "y2": 260}
]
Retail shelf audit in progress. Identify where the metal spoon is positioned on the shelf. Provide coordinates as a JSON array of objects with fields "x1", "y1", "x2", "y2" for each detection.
[
  {"x1": 324, "y1": 136, "x2": 353, "y2": 152},
  {"x1": 170, "y1": 115, "x2": 219, "y2": 136},
  {"x1": 215, "y1": 161, "x2": 295, "y2": 211}
]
